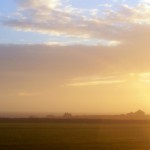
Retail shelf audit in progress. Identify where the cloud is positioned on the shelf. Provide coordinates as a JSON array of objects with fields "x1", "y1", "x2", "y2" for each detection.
[
  {"x1": 67, "y1": 80, "x2": 123, "y2": 87},
  {"x1": 67, "y1": 75, "x2": 125, "y2": 87},
  {"x1": 1, "y1": 0, "x2": 150, "y2": 45},
  {"x1": 67, "y1": 72, "x2": 150, "y2": 87},
  {"x1": 139, "y1": 73, "x2": 150, "y2": 83},
  {"x1": 15, "y1": 0, "x2": 62, "y2": 10},
  {"x1": 17, "y1": 91, "x2": 40, "y2": 97},
  {"x1": 45, "y1": 39, "x2": 121, "y2": 46}
]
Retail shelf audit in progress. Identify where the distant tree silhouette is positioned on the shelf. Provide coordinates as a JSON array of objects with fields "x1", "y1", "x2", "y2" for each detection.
[
  {"x1": 134, "y1": 110, "x2": 145, "y2": 116},
  {"x1": 126, "y1": 110, "x2": 145, "y2": 116},
  {"x1": 63, "y1": 112, "x2": 72, "y2": 118}
]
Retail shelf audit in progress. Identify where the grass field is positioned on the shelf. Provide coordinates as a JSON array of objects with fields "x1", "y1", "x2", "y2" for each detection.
[{"x1": 0, "y1": 120, "x2": 150, "y2": 150}]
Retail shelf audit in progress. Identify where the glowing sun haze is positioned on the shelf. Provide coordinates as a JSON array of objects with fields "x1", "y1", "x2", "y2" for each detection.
[{"x1": 0, "y1": 0, "x2": 150, "y2": 114}]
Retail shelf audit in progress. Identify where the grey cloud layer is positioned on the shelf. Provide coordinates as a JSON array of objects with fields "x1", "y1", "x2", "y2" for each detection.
[{"x1": 0, "y1": 42, "x2": 150, "y2": 85}]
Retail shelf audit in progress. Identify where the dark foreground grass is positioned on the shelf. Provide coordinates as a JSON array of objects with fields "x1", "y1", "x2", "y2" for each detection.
[{"x1": 0, "y1": 120, "x2": 150, "y2": 150}]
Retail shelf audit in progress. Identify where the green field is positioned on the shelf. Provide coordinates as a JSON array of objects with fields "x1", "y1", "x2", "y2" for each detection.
[{"x1": 0, "y1": 121, "x2": 150, "y2": 150}]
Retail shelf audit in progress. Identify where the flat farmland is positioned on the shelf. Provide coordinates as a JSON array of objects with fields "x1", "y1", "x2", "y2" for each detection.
[{"x1": 0, "y1": 120, "x2": 150, "y2": 150}]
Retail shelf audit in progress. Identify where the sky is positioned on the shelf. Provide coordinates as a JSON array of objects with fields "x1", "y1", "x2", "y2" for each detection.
[{"x1": 0, "y1": 0, "x2": 150, "y2": 114}]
